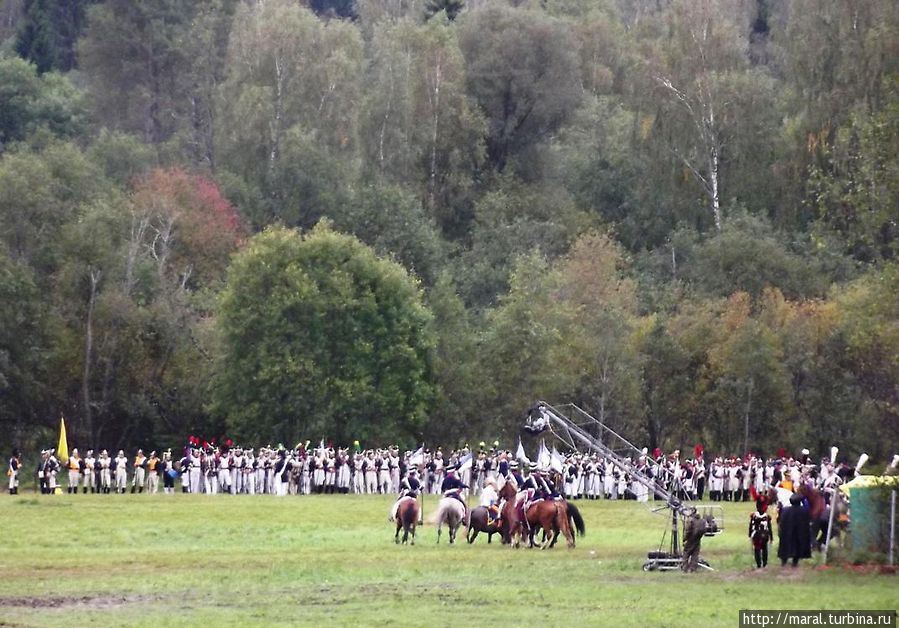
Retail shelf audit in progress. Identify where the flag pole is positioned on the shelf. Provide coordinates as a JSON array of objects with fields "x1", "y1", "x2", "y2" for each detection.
[{"x1": 418, "y1": 442, "x2": 424, "y2": 525}]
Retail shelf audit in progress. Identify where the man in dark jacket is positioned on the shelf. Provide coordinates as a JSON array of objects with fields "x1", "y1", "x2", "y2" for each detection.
[{"x1": 777, "y1": 493, "x2": 812, "y2": 567}]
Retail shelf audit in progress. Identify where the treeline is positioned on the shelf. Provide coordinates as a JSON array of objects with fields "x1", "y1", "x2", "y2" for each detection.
[{"x1": 0, "y1": 0, "x2": 896, "y2": 459}]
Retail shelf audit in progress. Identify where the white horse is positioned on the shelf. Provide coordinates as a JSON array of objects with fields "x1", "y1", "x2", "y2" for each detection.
[{"x1": 428, "y1": 497, "x2": 468, "y2": 544}]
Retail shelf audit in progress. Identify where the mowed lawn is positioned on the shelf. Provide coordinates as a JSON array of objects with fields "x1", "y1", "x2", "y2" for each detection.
[{"x1": 0, "y1": 492, "x2": 895, "y2": 627}]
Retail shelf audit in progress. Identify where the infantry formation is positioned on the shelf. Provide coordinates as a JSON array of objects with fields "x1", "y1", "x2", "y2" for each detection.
[{"x1": 7, "y1": 441, "x2": 873, "y2": 501}]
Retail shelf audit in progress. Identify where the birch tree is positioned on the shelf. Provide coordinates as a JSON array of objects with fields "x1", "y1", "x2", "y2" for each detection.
[{"x1": 641, "y1": 0, "x2": 770, "y2": 232}]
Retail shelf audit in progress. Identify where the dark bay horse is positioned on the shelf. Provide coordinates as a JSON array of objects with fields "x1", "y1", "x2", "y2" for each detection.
[
  {"x1": 394, "y1": 497, "x2": 420, "y2": 545},
  {"x1": 797, "y1": 483, "x2": 847, "y2": 549},
  {"x1": 467, "y1": 506, "x2": 502, "y2": 544}
]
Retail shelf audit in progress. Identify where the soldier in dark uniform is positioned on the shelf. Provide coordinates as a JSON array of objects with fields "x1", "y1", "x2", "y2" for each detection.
[
  {"x1": 749, "y1": 495, "x2": 773, "y2": 568},
  {"x1": 8, "y1": 449, "x2": 21, "y2": 495},
  {"x1": 508, "y1": 461, "x2": 525, "y2": 489},
  {"x1": 440, "y1": 464, "x2": 468, "y2": 506},
  {"x1": 390, "y1": 469, "x2": 423, "y2": 522}
]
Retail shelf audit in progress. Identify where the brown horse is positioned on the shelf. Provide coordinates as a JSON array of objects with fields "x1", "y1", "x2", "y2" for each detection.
[
  {"x1": 394, "y1": 497, "x2": 420, "y2": 545},
  {"x1": 499, "y1": 482, "x2": 576, "y2": 549}
]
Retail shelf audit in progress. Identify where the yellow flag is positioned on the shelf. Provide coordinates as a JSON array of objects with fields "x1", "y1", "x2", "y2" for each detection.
[{"x1": 57, "y1": 417, "x2": 69, "y2": 464}]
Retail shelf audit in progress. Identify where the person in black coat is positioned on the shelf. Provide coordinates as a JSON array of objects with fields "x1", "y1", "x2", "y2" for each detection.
[{"x1": 777, "y1": 493, "x2": 812, "y2": 567}]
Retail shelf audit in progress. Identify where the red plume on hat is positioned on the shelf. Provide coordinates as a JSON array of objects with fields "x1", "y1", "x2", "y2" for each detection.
[
  {"x1": 189, "y1": 435, "x2": 199, "y2": 446},
  {"x1": 694, "y1": 444, "x2": 704, "y2": 458},
  {"x1": 777, "y1": 447, "x2": 786, "y2": 459},
  {"x1": 225, "y1": 438, "x2": 233, "y2": 448},
  {"x1": 653, "y1": 447, "x2": 662, "y2": 459}
]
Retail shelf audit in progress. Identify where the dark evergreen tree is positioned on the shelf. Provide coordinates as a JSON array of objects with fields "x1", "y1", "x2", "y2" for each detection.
[
  {"x1": 424, "y1": 0, "x2": 464, "y2": 21},
  {"x1": 15, "y1": 0, "x2": 95, "y2": 72}
]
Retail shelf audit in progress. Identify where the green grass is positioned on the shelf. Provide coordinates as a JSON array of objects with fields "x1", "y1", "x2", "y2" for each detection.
[{"x1": 0, "y1": 492, "x2": 895, "y2": 627}]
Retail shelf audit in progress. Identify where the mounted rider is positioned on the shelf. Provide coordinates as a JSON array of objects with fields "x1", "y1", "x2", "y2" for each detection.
[
  {"x1": 390, "y1": 468, "x2": 422, "y2": 522},
  {"x1": 480, "y1": 477, "x2": 501, "y2": 527},
  {"x1": 440, "y1": 464, "x2": 469, "y2": 520},
  {"x1": 507, "y1": 460, "x2": 524, "y2": 490}
]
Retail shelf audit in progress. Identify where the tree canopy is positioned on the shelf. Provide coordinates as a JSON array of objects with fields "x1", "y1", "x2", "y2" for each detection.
[
  {"x1": 213, "y1": 224, "x2": 435, "y2": 446},
  {"x1": 1, "y1": 0, "x2": 898, "y2": 461}
]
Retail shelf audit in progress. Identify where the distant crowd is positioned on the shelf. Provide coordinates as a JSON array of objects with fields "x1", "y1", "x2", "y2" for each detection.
[{"x1": 8, "y1": 441, "x2": 883, "y2": 499}]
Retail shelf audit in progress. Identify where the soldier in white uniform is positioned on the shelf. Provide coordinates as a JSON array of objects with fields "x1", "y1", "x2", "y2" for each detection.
[
  {"x1": 603, "y1": 459, "x2": 616, "y2": 499},
  {"x1": 336, "y1": 449, "x2": 351, "y2": 494},
  {"x1": 230, "y1": 447, "x2": 246, "y2": 495},
  {"x1": 83, "y1": 450, "x2": 96, "y2": 493},
  {"x1": 66, "y1": 448, "x2": 82, "y2": 494},
  {"x1": 188, "y1": 448, "x2": 202, "y2": 493},
  {"x1": 431, "y1": 451, "x2": 445, "y2": 496},
  {"x1": 245, "y1": 449, "x2": 257, "y2": 495},
  {"x1": 146, "y1": 451, "x2": 160, "y2": 494},
  {"x1": 47, "y1": 449, "x2": 60, "y2": 493},
  {"x1": 218, "y1": 448, "x2": 232, "y2": 493},
  {"x1": 325, "y1": 450, "x2": 337, "y2": 493},
  {"x1": 352, "y1": 452, "x2": 366, "y2": 494},
  {"x1": 98, "y1": 450, "x2": 112, "y2": 493},
  {"x1": 114, "y1": 450, "x2": 128, "y2": 493},
  {"x1": 131, "y1": 449, "x2": 146, "y2": 493},
  {"x1": 710, "y1": 458, "x2": 725, "y2": 501},
  {"x1": 387, "y1": 449, "x2": 400, "y2": 494}
]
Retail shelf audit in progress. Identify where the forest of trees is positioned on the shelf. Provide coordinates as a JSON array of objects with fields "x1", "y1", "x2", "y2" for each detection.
[{"x1": 0, "y1": 0, "x2": 896, "y2": 460}]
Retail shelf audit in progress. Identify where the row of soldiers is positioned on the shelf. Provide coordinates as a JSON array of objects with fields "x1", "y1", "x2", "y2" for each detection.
[
  {"x1": 10, "y1": 448, "x2": 176, "y2": 494},
  {"x1": 8, "y1": 443, "x2": 878, "y2": 499}
]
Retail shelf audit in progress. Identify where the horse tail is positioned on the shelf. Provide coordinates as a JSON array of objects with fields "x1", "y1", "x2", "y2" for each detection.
[{"x1": 568, "y1": 502, "x2": 586, "y2": 537}]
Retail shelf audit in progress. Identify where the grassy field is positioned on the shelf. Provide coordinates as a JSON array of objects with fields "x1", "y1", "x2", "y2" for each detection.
[{"x1": 0, "y1": 491, "x2": 895, "y2": 627}]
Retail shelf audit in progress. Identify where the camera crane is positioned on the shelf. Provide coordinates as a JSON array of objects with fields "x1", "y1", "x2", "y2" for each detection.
[{"x1": 525, "y1": 401, "x2": 723, "y2": 571}]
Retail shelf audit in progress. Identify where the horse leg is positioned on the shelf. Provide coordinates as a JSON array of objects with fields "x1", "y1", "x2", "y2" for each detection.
[
  {"x1": 436, "y1": 521, "x2": 442, "y2": 544},
  {"x1": 468, "y1": 526, "x2": 478, "y2": 544},
  {"x1": 395, "y1": 522, "x2": 401, "y2": 544}
]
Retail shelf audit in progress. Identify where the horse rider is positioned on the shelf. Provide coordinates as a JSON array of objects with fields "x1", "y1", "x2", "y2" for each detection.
[
  {"x1": 507, "y1": 460, "x2": 524, "y2": 489},
  {"x1": 532, "y1": 465, "x2": 558, "y2": 500},
  {"x1": 441, "y1": 464, "x2": 469, "y2": 519},
  {"x1": 390, "y1": 468, "x2": 422, "y2": 522},
  {"x1": 480, "y1": 477, "x2": 501, "y2": 527}
]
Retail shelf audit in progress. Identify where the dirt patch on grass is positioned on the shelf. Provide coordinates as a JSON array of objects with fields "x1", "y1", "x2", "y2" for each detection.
[{"x1": 0, "y1": 594, "x2": 157, "y2": 609}]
